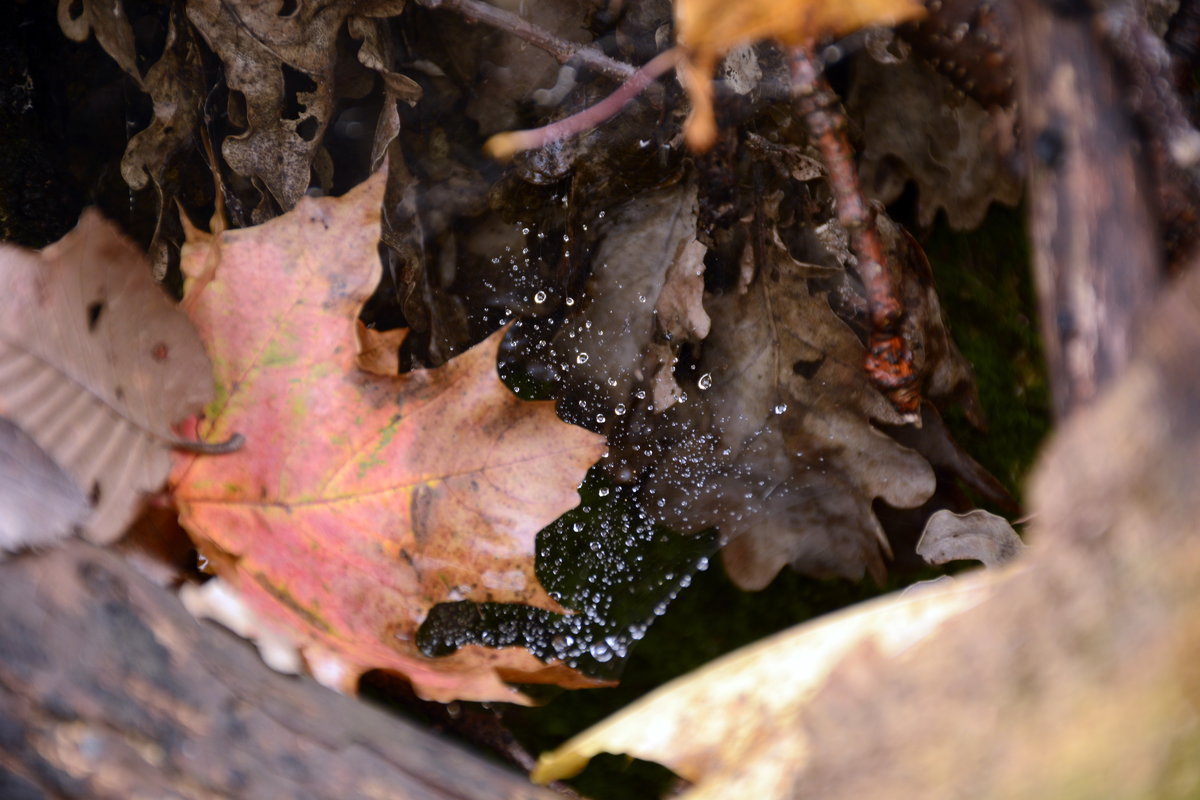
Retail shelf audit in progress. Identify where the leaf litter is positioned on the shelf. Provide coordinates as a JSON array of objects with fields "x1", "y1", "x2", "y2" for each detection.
[
  {"x1": 40, "y1": 0, "x2": 1043, "y2": 780},
  {"x1": 170, "y1": 170, "x2": 609, "y2": 703}
]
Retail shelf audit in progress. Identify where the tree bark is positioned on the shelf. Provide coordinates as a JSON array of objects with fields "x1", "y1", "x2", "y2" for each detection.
[
  {"x1": 1014, "y1": 0, "x2": 1164, "y2": 418},
  {"x1": 0, "y1": 542, "x2": 558, "y2": 800}
]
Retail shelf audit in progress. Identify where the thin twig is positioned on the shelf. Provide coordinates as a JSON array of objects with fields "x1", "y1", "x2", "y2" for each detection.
[
  {"x1": 484, "y1": 48, "x2": 680, "y2": 159},
  {"x1": 416, "y1": 0, "x2": 636, "y2": 83},
  {"x1": 790, "y1": 47, "x2": 919, "y2": 417}
]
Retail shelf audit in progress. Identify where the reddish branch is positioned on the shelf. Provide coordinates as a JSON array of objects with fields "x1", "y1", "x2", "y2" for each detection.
[
  {"x1": 484, "y1": 49, "x2": 680, "y2": 159},
  {"x1": 789, "y1": 48, "x2": 920, "y2": 417},
  {"x1": 416, "y1": 0, "x2": 636, "y2": 82}
]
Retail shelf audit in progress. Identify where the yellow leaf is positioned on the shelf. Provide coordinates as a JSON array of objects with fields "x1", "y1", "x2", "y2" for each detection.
[
  {"x1": 532, "y1": 574, "x2": 1000, "y2": 799},
  {"x1": 675, "y1": 0, "x2": 926, "y2": 149}
]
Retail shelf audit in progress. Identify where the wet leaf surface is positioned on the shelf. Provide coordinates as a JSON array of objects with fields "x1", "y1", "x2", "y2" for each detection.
[{"x1": 170, "y1": 171, "x2": 608, "y2": 703}]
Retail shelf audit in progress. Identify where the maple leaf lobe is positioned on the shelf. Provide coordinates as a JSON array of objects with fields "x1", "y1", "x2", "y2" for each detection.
[{"x1": 172, "y1": 171, "x2": 606, "y2": 703}]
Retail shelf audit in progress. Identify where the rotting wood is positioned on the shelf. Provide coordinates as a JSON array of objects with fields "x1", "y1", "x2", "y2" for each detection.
[{"x1": 0, "y1": 542, "x2": 559, "y2": 800}]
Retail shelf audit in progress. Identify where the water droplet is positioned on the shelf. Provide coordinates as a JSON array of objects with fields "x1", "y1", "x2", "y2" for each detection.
[
  {"x1": 637, "y1": 295, "x2": 647, "y2": 303},
  {"x1": 565, "y1": 296, "x2": 575, "y2": 306},
  {"x1": 595, "y1": 413, "x2": 606, "y2": 423},
  {"x1": 521, "y1": 227, "x2": 530, "y2": 235},
  {"x1": 533, "y1": 290, "x2": 547, "y2": 304},
  {"x1": 572, "y1": 522, "x2": 584, "y2": 532},
  {"x1": 589, "y1": 540, "x2": 602, "y2": 552},
  {"x1": 597, "y1": 487, "x2": 610, "y2": 497},
  {"x1": 614, "y1": 403, "x2": 626, "y2": 416},
  {"x1": 635, "y1": 390, "x2": 646, "y2": 399},
  {"x1": 598, "y1": 210, "x2": 606, "y2": 218},
  {"x1": 774, "y1": 403, "x2": 788, "y2": 414},
  {"x1": 576, "y1": 352, "x2": 589, "y2": 364},
  {"x1": 590, "y1": 642, "x2": 613, "y2": 662},
  {"x1": 698, "y1": 372, "x2": 713, "y2": 390}
]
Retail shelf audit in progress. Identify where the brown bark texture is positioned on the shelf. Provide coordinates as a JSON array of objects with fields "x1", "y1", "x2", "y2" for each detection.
[
  {"x1": 1014, "y1": 0, "x2": 1164, "y2": 418},
  {"x1": 0, "y1": 542, "x2": 558, "y2": 800}
]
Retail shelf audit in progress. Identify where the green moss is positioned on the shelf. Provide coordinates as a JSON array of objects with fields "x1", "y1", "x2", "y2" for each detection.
[{"x1": 921, "y1": 204, "x2": 1053, "y2": 501}]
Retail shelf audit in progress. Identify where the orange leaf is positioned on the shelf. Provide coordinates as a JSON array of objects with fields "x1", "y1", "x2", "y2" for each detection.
[
  {"x1": 170, "y1": 171, "x2": 608, "y2": 703},
  {"x1": 675, "y1": 0, "x2": 925, "y2": 149}
]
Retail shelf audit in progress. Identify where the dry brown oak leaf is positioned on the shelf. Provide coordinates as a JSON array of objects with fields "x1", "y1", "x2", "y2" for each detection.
[
  {"x1": 0, "y1": 211, "x2": 215, "y2": 545},
  {"x1": 169, "y1": 171, "x2": 608, "y2": 704}
]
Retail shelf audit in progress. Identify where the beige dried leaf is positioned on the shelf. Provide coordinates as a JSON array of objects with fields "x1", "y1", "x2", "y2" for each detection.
[
  {"x1": 918, "y1": 509, "x2": 1026, "y2": 568},
  {"x1": 533, "y1": 575, "x2": 997, "y2": 799},
  {"x1": 540, "y1": 241, "x2": 1200, "y2": 800},
  {"x1": 0, "y1": 212, "x2": 214, "y2": 543}
]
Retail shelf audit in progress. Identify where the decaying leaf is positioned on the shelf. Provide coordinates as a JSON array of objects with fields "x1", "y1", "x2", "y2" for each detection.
[
  {"x1": 56, "y1": 0, "x2": 138, "y2": 79},
  {"x1": 0, "y1": 417, "x2": 89, "y2": 554},
  {"x1": 0, "y1": 211, "x2": 215, "y2": 543},
  {"x1": 647, "y1": 238, "x2": 936, "y2": 586},
  {"x1": 552, "y1": 180, "x2": 709, "y2": 422},
  {"x1": 917, "y1": 509, "x2": 1026, "y2": 568},
  {"x1": 170, "y1": 171, "x2": 608, "y2": 703},
  {"x1": 184, "y1": 0, "x2": 406, "y2": 217},
  {"x1": 532, "y1": 573, "x2": 1000, "y2": 799},
  {"x1": 118, "y1": 7, "x2": 204, "y2": 195},
  {"x1": 674, "y1": 0, "x2": 926, "y2": 148},
  {"x1": 56, "y1": 0, "x2": 205, "y2": 274},
  {"x1": 847, "y1": 55, "x2": 1020, "y2": 230}
]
